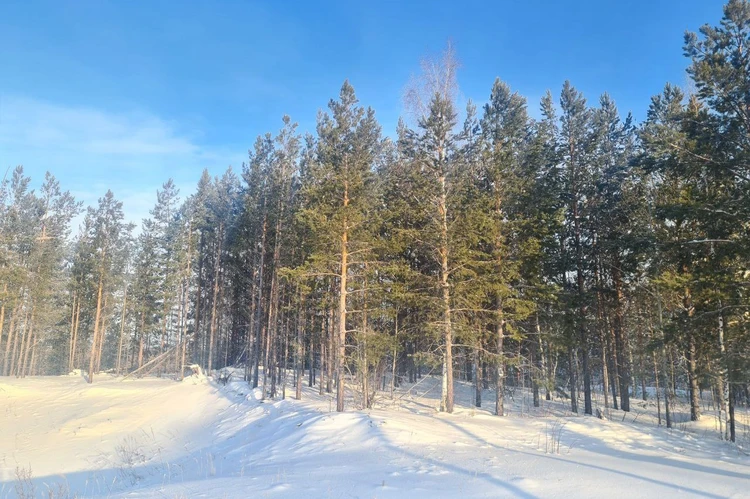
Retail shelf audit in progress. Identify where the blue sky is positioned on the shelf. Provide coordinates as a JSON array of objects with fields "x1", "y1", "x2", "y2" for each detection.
[{"x1": 0, "y1": 0, "x2": 724, "y2": 225}]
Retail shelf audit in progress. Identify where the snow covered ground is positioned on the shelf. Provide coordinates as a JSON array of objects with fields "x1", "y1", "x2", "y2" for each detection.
[{"x1": 1, "y1": 372, "x2": 748, "y2": 498}]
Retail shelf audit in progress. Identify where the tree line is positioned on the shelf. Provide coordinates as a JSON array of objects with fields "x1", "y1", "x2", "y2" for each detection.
[{"x1": 1, "y1": 0, "x2": 748, "y2": 441}]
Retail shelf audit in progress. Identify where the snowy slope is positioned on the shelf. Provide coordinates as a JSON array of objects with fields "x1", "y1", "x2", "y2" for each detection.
[{"x1": 1, "y1": 373, "x2": 748, "y2": 498}]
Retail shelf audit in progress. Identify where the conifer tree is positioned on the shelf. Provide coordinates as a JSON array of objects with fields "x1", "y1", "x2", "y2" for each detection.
[{"x1": 299, "y1": 81, "x2": 381, "y2": 412}]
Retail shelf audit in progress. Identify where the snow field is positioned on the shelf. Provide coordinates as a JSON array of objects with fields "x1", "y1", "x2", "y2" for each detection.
[{"x1": 1, "y1": 372, "x2": 748, "y2": 498}]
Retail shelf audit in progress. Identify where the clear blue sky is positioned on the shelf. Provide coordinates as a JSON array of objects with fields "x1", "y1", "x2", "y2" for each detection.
[{"x1": 0, "y1": 0, "x2": 724, "y2": 224}]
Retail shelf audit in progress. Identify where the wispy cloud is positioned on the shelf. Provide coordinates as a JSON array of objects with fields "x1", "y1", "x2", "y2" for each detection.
[{"x1": 0, "y1": 95, "x2": 244, "y2": 227}]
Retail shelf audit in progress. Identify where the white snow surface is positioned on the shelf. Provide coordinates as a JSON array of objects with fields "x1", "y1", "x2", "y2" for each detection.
[{"x1": 1, "y1": 372, "x2": 748, "y2": 498}]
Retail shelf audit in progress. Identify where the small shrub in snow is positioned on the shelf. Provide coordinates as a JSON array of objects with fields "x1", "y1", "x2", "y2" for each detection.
[
  {"x1": 115, "y1": 435, "x2": 149, "y2": 485},
  {"x1": 14, "y1": 466, "x2": 35, "y2": 499},
  {"x1": 541, "y1": 419, "x2": 567, "y2": 454}
]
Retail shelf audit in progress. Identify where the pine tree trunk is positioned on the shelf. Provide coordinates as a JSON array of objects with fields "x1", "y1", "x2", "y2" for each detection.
[
  {"x1": 474, "y1": 346, "x2": 482, "y2": 407},
  {"x1": 116, "y1": 287, "x2": 128, "y2": 376},
  {"x1": 536, "y1": 313, "x2": 550, "y2": 402},
  {"x1": 208, "y1": 224, "x2": 223, "y2": 374},
  {"x1": 337, "y1": 226, "x2": 348, "y2": 412},
  {"x1": 252, "y1": 213, "x2": 268, "y2": 389},
  {"x1": 601, "y1": 330, "x2": 610, "y2": 411},
  {"x1": 20, "y1": 308, "x2": 34, "y2": 378},
  {"x1": 575, "y1": 252, "x2": 592, "y2": 415},
  {"x1": 595, "y1": 259, "x2": 609, "y2": 410},
  {"x1": 308, "y1": 316, "x2": 315, "y2": 388},
  {"x1": 653, "y1": 352, "x2": 662, "y2": 425},
  {"x1": 280, "y1": 312, "x2": 289, "y2": 400},
  {"x1": 391, "y1": 316, "x2": 398, "y2": 398},
  {"x1": 728, "y1": 378, "x2": 736, "y2": 443},
  {"x1": 96, "y1": 294, "x2": 109, "y2": 374},
  {"x1": 319, "y1": 316, "x2": 327, "y2": 396},
  {"x1": 0, "y1": 292, "x2": 6, "y2": 372},
  {"x1": 195, "y1": 234, "x2": 204, "y2": 369},
  {"x1": 68, "y1": 293, "x2": 76, "y2": 372},
  {"x1": 264, "y1": 217, "x2": 284, "y2": 399},
  {"x1": 717, "y1": 307, "x2": 729, "y2": 439},
  {"x1": 179, "y1": 282, "x2": 188, "y2": 380},
  {"x1": 612, "y1": 259, "x2": 630, "y2": 412},
  {"x1": 568, "y1": 346, "x2": 578, "y2": 413},
  {"x1": 295, "y1": 291, "x2": 304, "y2": 400},
  {"x1": 180, "y1": 227, "x2": 193, "y2": 381},
  {"x1": 495, "y1": 310, "x2": 505, "y2": 416},
  {"x1": 438, "y1": 175, "x2": 454, "y2": 414},
  {"x1": 687, "y1": 336, "x2": 701, "y2": 421},
  {"x1": 29, "y1": 336, "x2": 37, "y2": 376},
  {"x1": 138, "y1": 314, "x2": 145, "y2": 369},
  {"x1": 570, "y1": 140, "x2": 592, "y2": 416},
  {"x1": 71, "y1": 299, "x2": 81, "y2": 371},
  {"x1": 88, "y1": 272, "x2": 105, "y2": 384},
  {"x1": 246, "y1": 266, "x2": 257, "y2": 384},
  {"x1": 327, "y1": 300, "x2": 334, "y2": 395},
  {"x1": 4, "y1": 305, "x2": 19, "y2": 376},
  {"x1": 9, "y1": 310, "x2": 24, "y2": 377}
]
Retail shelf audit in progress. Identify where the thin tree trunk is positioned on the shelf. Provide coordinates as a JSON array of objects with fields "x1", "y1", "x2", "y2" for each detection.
[
  {"x1": 264, "y1": 214, "x2": 284, "y2": 399},
  {"x1": 337, "y1": 223, "x2": 348, "y2": 412},
  {"x1": 20, "y1": 308, "x2": 35, "y2": 378},
  {"x1": 88, "y1": 272, "x2": 105, "y2": 383},
  {"x1": 495, "y1": 309, "x2": 505, "y2": 416},
  {"x1": 68, "y1": 293, "x2": 77, "y2": 372},
  {"x1": 180, "y1": 225, "x2": 193, "y2": 381},
  {"x1": 327, "y1": 300, "x2": 334, "y2": 394},
  {"x1": 195, "y1": 234, "x2": 204, "y2": 368},
  {"x1": 570, "y1": 138, "x2": 592, "y2": 416},
  {"x1": 252, "y1": 212, "x2": 268, "y2": 389},
  {"x1": 438, "y1": 174, "x2": 454, "y2": 414},
  {"x1": 282, "y1": 311, "x2": 289, "y2": 400},
  {"x1": 116, "y1": 287, "x2": 128, "y2": 376},
  {"x1": 728, "y1": 377, "x2": 736, "y2": 443},
  {"x1": 320, "y1": 313, "x2": 327, "y2": 396},
  {"x1": 687, "y1": 336, "x2": 701, "y2": 421},
  {"x1": 595, "y1": 258, "x2": 610, "y2": 411},
  {"x1": 0, "y1": 290, "x2": 6, "y2": 371},
  {"x1": 72, "y1": 299, "x2": 81, "y2": 371},
  {"x1": 96, "y1": 294, "x2": 109, "y2": 374},
  {"x1": 717, "y1": 306, "x2": 729, "y2": 440},
  {"x1": 138, "y1": 313, "x2": 145, "y2": 369},
  {"x1": 9, "y1": 309, "x2": 25, "y2": 377},
  {"x1": 474, "y1": 345, "x2": 482, "y2": 407},
  {"x1": 361, "y1": 279, "x2": 369, "y2": 410},
  {"x1": 653, "y1": 352, "x2": 662, "y2": 425},
  {"x1": 612, "y1": 257, "x2": 630, "y2": 412},
  {"x1": 295, "y1": 290, "x2": 304, "y2": 400},
  {"x1": 391, "y1": 315, "x2": 398, "y2": 398},
  {"x1": 246, "y1": 265, "x2": 257, "y2": 384},
  {"x1": 29, "y1": 336, "x2": 37, "y2": 376},
  {"x1": 208, "y1": 224, "x2": 223, "y2": 374},
  {"x1": 568, "y1": 346, "x2": 578, "y2": 413},
  {"x1": 3, "y1": 305, "x2": 19, "y2": 376},
  {"x1": 536, "y1": 313, "x2": 550, "y2": 402}
]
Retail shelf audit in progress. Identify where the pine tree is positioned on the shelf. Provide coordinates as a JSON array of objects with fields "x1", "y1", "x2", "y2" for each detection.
[
  {"x1": 399, "y1": 46, "x2": 467, "y2": 413},
  {"x1": 299, "y1": 81, "x2": 381, "y2": 412},
  {"x1": 475, "y1": 79, "x2": 537, "y2": 416},
  {"x1": 559, "y1": 81, "x2": 596, "y2": 415},
  {"x1": 83, "y1": 191, "x2": 132, "y2": 383}
]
